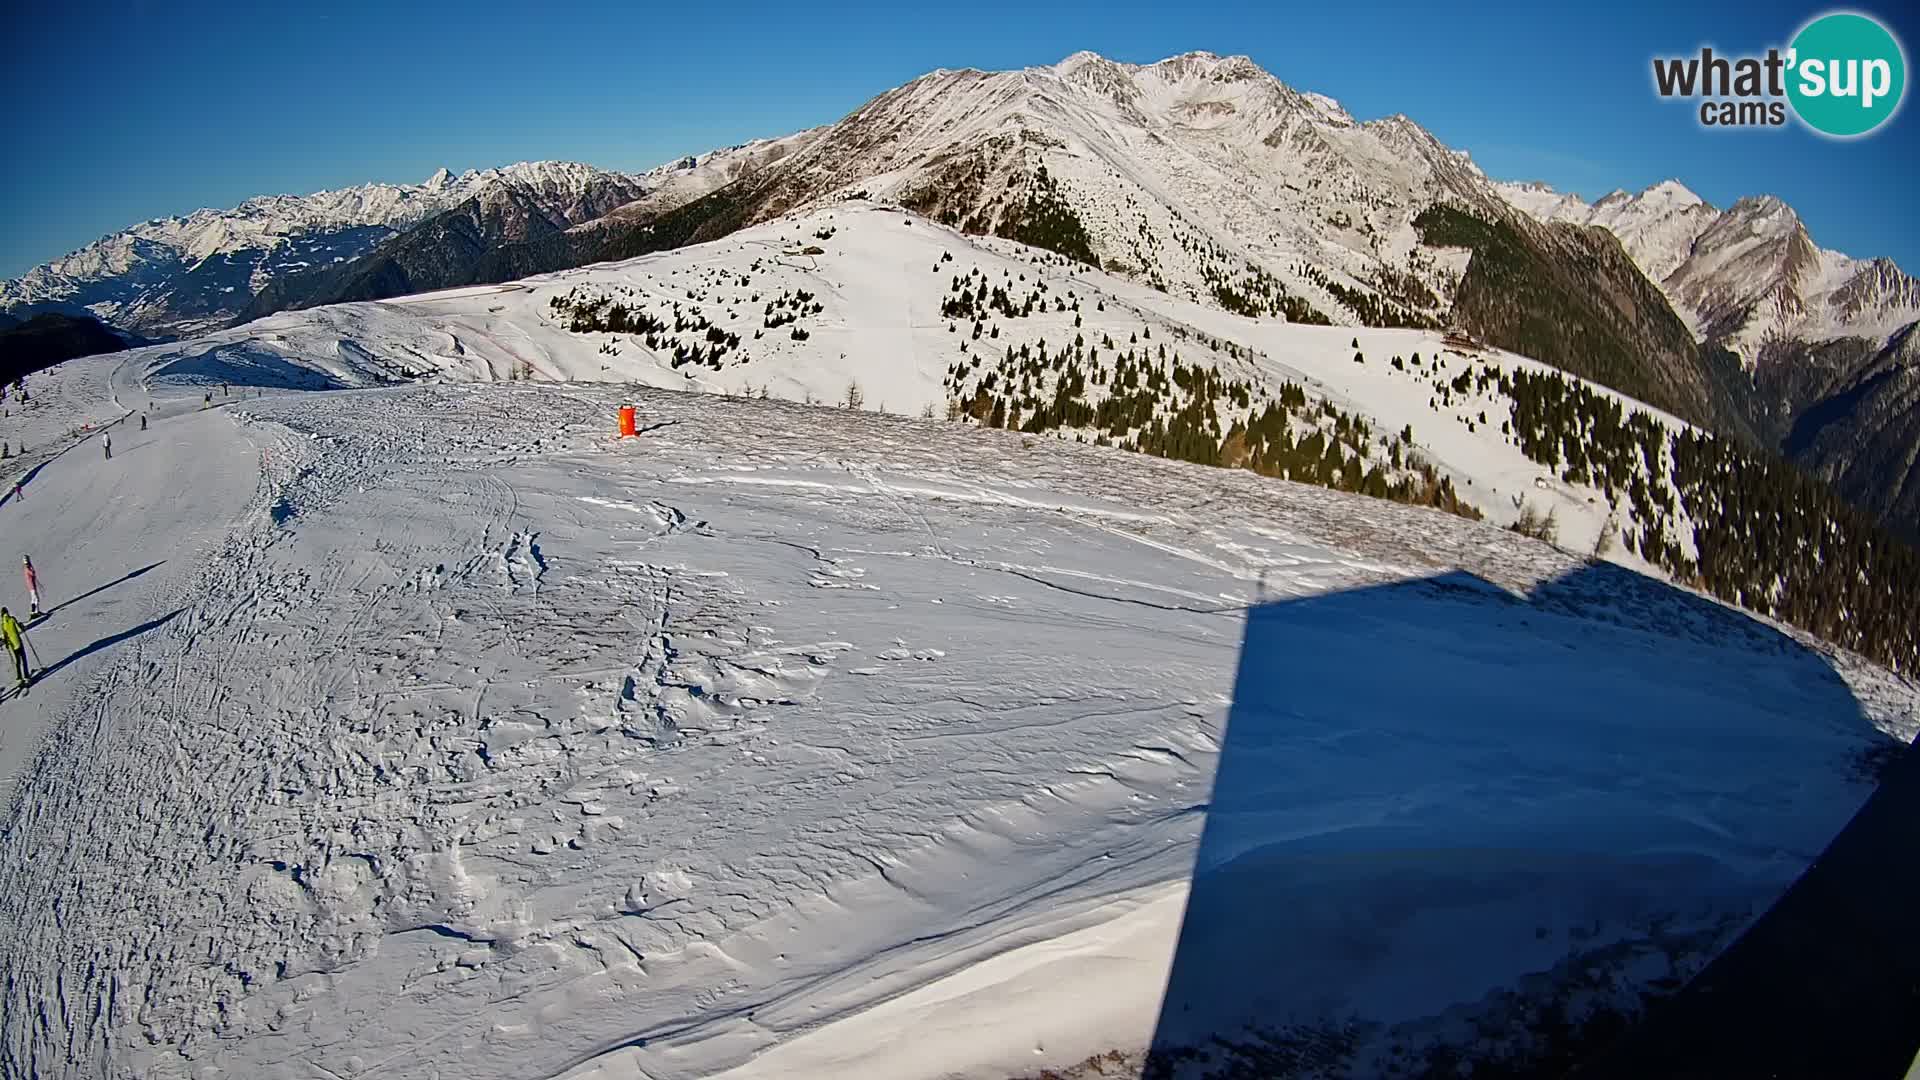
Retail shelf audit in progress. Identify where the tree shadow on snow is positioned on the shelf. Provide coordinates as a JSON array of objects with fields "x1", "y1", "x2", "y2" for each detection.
[{"x1": 1142, "y1": 564, "x2": 1916, "y2": 1079}]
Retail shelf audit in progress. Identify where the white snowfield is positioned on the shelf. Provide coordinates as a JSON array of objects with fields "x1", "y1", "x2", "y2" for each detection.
[
  {"x1": 109, "y1": 205, "x2": 1696, "y2": 565},
  {"x1": 0, "y1": 223, "x2": 1914, "y2": 1079}
]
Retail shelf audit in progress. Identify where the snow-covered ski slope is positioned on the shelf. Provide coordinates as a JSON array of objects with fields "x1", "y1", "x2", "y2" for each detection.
[
  {"x1": 0, "y1": 354, "x2": 259, "y2": 793},
  {"x1": 0, "y1": 335, "x2": 1914, "y2": 1079},
  {"x1": 111, "y1": 203, "x2": 1700, "y2": 566}
]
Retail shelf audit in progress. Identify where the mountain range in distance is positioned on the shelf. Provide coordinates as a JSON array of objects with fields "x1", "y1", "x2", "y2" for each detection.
[
  {"x1": 2, "y1": 50, "x2": 1915, "y2": 540},
  {"x1": 0, "y1": 161, "x2": 648, "y2": 340}
]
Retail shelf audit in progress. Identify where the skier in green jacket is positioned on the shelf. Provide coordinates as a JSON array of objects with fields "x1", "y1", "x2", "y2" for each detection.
[{"x1": 1, "y1": 607, "x2": 27, "y2": 692}]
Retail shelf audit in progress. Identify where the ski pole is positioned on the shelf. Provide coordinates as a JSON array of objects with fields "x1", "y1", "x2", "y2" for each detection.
[{"x1": 25, "y1": 639, "x2": 42, "y2": 669}]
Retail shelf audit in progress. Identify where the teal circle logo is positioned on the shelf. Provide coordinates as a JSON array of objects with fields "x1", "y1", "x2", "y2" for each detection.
[{"x1": 1787, "y1": 12, "x2": 1907, "y2": 137}]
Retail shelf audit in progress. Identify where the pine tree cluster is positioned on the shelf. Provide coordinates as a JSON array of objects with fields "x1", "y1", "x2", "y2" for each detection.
[
  {"x1": 1500, "y1": 365, "x2": 1920, "y2": 671},
  {"x1": 992, "y1": 165, "x2": 1100, "y2": 268},
  {"x1": 1368, "y1": 262, "x2": 1443, "y2": 313},
  {"x1": 1296, "y1": 264, "x2": 1438, "y2": 329},
  {"x1": 941, "y1": 267, "x2": 1051, "y2": 322},
  {"x1": 546, "y1": 285, "x2": 758, "y2": 372},
  {"x1": 943, "y1": 325, "x2": 1479, "y2": 522},
  {"x1": 762, "y1": 288, "x2": 822, "y2": 329},
  {"x1": 1205, "y1": 260, "x2": 1331, "y2": 324}
]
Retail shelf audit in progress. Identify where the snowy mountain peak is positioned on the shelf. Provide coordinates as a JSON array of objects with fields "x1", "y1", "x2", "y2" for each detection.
[
  {"x1": 1208, "y1": 54, "x2": 1271, "y2": 82},
  {"x1": 1118, "y1": 50, "x2": 1274, "y2": 93},
  {"x1": 1490, "y1": 172, "x2": 1904, "y2": 353},
  {"x1": 1301, "y1": 90, "x2": 1357, "y2": 126},
  {"x1": 1367, "y1": 113, "x2": 1457, "y2": 154},
  {"x1": 1493, "y1": 178, "x2": 1711, "y2": 225},
  {"x1": 1050, "y1": 49, "x2": 1269, "y2": 85},
  {"x1": 463, "y1": 160, "x2": 625, "y2": 192},
  {"x1": 734, "y1": 47, "x2": 1537, "y2": 333},
  {"x1": 1150, "y1": 49, "x2": 1228, "y2": 71},
  {"x1": 1640, "y1": 187, "x2": 1915, "y2": 360},
  {"x1": 1725, "y1": 193, "x2": 1799, "y2": 229},
  {"x1": 1644, "y1": 178, "x2": 1704, "y2": 207},
  {"x1": 1050, "y1": 50, "x2": 1141, "y2": 100},
  {"x1": 1053, "y1": 49, "x2": 1113, "y2": 72},
  {"x1": 1, "y1": 160, "x2": 645, "y2": 338}
]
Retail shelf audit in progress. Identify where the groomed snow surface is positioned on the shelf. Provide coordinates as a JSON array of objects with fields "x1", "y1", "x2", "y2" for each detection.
[{"x1": 1, "y1": 222, "x2": 1916, "y2": 1079}]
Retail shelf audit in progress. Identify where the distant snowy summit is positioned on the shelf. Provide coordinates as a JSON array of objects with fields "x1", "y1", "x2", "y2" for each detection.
[
  {"x1": 0, "y1": 161, "x2": 646, "y2": 338},
  {"x1": 1494, "y1": 177, "x2": 1920, "y2": 356}
]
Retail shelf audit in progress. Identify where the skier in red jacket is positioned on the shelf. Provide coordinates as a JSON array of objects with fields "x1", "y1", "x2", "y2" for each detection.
[{"x1": 22, "y1": 555, "x2": 41, "y2": 619}]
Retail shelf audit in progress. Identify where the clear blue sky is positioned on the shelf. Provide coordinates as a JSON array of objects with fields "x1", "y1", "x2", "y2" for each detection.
[{"x1": 2, "y1": 0, "x2": 1914, "y2": 278}]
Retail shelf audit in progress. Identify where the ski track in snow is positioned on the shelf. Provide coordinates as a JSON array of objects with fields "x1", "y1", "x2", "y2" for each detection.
[{"x1": 0, "y1": 356, "x2": 1913, "y2": 1080}]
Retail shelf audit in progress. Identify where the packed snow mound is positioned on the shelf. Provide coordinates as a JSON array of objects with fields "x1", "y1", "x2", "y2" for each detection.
[{"x1": 0, "y1": 360, "x2": 1911, "y2": 1080}]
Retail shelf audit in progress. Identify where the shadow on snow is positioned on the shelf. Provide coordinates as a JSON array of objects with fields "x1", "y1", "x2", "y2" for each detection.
[
  {"x1": 1573, "y1": 722, "x2": 1920, "y2": 1078},
  {"x1": 0, "y1": 452, "x2": 65, "y2": 511},
  {"x1": 1142, "y1": 563, "x2": 1913, "y2": 1078},
  {"x1": 44, "y1": 561, "x2": 165, "y2": 619},
  {"x1": 150, "y1": 344, "x2": 348, "y2": 393},
  {"x1": 35, "y1": 609, "x2": 183, "y2": 686}
]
